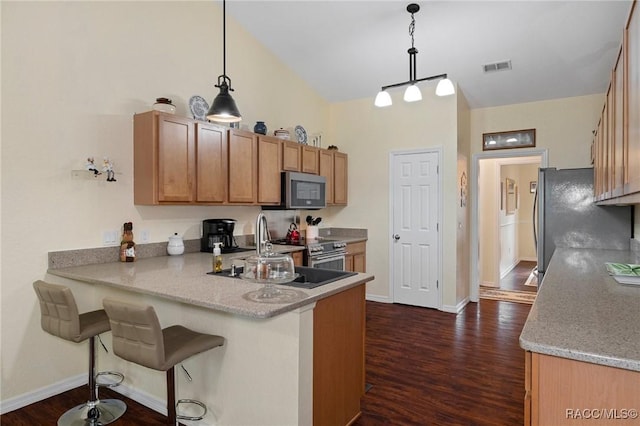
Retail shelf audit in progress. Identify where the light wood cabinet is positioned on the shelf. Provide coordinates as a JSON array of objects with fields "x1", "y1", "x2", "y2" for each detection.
[
  {"x1": 228, "y1": 129, "x2": 257, "y2": 204},
  {"x1": 319, "y1": 149, "x2": 348, "y2": 206},
  {"x1": 134, "y1": 111, "x2": 196, "y2": 204},
  {"x1": 319, "y1": 149, "x2": 335, "y2": 204},
  {"x1": 196, "y1": 122, "x2": 227, "y2": 203},
  {"x1": 334, "y1": 151, "x2": 348, "y2": 205},
  {"x1": 282, "y1": 140, "x2": 302, "y2": 172},
  {"x1": 626, "y1": 1, "x2": 640, "y2": 195},
  {"x1": 345, "y1": 241, "x2": 366, "y2": 273},
  {"x1": 314, "y1": 284, "x2": 365, "y2": 426},
  {"x1": 257, "y1": 135, "x2": 282, "y2": 204},
  {"x1": 134, "y1": 113, "x2": 350, "y2": 206},
  {"x1": 525, "y1": 351, "x2": 640, "y2": 426},
  {"x1": 593, "y1": 2, "x2": 640, "y2": 204},
  {"x1": 613, "y1": 45, "x2": 626, "y2": 198},
  {"x1": 302, "y1": 145, "x2": 319, "y2": 174},
  {"x1": 291, "y1": 250, "x2": 303, "y2": 266}
]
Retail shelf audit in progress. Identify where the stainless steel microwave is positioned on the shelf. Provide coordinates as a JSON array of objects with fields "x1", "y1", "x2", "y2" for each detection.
[{"x1": 281, "y1": 171, "x2": 326, "y2": 209}]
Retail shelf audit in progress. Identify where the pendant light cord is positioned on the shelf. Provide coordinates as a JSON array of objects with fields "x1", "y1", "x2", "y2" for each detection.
[
  {"x1": 409, "y1": 11, "x2": 415, "y2": 50},
  {"x1": 222, "y1": 0, "x2": 226, "y2": 77}
]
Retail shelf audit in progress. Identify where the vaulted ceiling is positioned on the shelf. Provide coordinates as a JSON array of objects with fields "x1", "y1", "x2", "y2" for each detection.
[{"x1": 228, "y1": 1, "x2": 633, "y2": 108}]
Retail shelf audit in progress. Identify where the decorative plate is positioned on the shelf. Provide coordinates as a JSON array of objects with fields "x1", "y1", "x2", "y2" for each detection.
[
  {"x1": 605, "y1": 262, "x2": 640, "y2": 286},
  {"x1": 295, "y1": 125, "x2": 308, "y2": 145},
  {"x1": 189, "y1": 95, "x2": 209, "y2": 121}
]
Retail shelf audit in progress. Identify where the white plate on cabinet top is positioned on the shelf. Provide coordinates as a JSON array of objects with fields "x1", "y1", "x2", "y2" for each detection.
[
  {"x1": 295, "y1": 125, "x2": 307, "y2": 145},
  {"x1": 605, "y1": 262, "x2": 640, "y2": 286},
  {"x1": 189, "y1": 95, "x2": 209, "y2": 121}
]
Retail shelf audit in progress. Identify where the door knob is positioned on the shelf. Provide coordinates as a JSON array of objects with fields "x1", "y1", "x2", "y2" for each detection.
[{"x1": 393, "y1": 234, "x2": 400, "y2": 241}]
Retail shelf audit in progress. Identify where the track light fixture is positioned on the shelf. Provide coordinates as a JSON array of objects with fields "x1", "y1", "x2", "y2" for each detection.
[
  {"x1": 374, "y1": 3, "x2": 455, "y2": 108},
  {"x1": 207, "y1": 0, "x2": 242, "y2": 123}
]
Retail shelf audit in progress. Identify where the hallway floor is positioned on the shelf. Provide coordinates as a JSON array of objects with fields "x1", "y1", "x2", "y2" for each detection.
[{"x1": 498, "y1": 260, "x2": 537, "y2": 292}]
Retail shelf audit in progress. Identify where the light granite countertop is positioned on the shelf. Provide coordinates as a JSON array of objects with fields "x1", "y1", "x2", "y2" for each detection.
[
  {"x1": 47, "y1": 250, "x2": 374, "y2": 319},
  {"x1": 519, "y1": 247, "x2": 640, "y2": 371}
]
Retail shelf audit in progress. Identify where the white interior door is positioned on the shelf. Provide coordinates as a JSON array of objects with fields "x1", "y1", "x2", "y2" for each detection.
[{"x1": 391, "y1": 150, "x2": 441, "y2": 308}]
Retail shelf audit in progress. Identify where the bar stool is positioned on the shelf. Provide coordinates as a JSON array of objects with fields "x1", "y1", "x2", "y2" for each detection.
[
  {"x1": 32, "y1": 280, "x2": 127, "y2": 425},
  {"x1": 102, "y1": 298, "x2": 224, "y2": 425}
]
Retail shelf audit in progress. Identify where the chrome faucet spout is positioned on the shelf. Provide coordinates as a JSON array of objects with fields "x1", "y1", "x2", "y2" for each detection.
[{"x1": 255, "y1": 213, "x2": 270, "y2": 255}]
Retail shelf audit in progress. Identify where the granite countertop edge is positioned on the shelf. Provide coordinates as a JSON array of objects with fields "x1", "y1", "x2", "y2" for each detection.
[
  {"x1": 47, "y1": 252, "x2": 374, "y2": 320},
  {"x1": 519, "y1": 247, "x2": 640, "y2": 372}
]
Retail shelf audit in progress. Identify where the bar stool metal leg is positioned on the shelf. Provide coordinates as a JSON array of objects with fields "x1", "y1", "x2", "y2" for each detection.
[{"x1": 57, "y1": 336, "x2": 127, "y2": 426}]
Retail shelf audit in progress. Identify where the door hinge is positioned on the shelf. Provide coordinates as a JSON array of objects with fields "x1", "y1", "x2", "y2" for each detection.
[
  {"x1": 437, "y1": 165, "x2": 439, "y2": 174},
  {"x1": 436, "y1": 280, "x2": 439, "y2": 289},
  {"x1": 437, "y1": 223, "x2": 439, "y2": 232}
]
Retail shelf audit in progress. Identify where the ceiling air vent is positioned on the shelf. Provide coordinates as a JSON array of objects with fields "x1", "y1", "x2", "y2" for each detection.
[{"x1": 483, "y1": 60, "x2": 512, "y2": 73}]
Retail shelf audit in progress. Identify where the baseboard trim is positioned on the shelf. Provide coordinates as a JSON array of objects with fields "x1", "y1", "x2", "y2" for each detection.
[
  {"x1": 1, "y1": 376, "x2": 218, "y2": 425},
  {"x1": 366, "y1": 294, "x2": 392, "y2": 303},
  {"x1": 441, "y1": 297, "x2": 469, "y2": 314},
  {"x1": 0, "y1": 374, "x2": 85, "y2": 415}
]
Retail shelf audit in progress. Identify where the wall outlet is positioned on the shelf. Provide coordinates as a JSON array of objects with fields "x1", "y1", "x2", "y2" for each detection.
[
  {"x1": 102, "y1": 230, "x2": 118, "y2": 246},
  {"x1": 140, "y1": 229, "x2": 150, "y2": 243}
]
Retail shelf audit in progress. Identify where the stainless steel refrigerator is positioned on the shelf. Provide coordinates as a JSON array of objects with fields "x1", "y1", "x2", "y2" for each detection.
[{"x1": 536, "y1": 167, "x2": 633, "y2": 279}]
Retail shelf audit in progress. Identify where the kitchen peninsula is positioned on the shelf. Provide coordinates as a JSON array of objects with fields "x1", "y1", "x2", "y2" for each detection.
[
  {"x1": 47, "y1": 250, "x2": 374, "y2": 425},
  {"x1": 520, "y1": 247, "x2": 640, "y2": 426}
]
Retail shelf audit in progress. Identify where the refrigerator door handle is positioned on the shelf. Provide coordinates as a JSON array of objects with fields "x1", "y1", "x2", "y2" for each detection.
[{"x1": 537, "y1": 168, "x2": 546, "y2": 274}]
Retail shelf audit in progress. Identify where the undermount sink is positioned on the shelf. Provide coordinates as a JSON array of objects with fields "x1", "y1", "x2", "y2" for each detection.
[{"x1": 211, "y1": 266, "x2": 357, "y2": 289}]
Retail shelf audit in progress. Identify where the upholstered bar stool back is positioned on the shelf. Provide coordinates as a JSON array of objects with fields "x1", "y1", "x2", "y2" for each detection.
[
  {"x1": 102, "y1": 298, "x2": 224, "y2": 425},
  {"x1": 33, "y1": 280, "x2": 127, "y2": 425}
]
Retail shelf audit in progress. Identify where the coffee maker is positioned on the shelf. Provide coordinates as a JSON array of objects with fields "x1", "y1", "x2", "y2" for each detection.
[{"x1": 201, "y1": 219, "x2": 238, "y2": 253}]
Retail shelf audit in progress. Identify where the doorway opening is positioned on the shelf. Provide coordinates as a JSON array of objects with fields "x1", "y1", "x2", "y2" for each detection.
[{"x1": 470, "y1": 149, "x2": 548, "y2": 303}]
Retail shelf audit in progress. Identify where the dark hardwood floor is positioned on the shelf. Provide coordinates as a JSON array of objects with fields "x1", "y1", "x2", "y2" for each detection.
[
  {"x1": 499, "y1": 260, "x2": 537, "y2": 292},
  {"x1": 1, "y1": 299, "x2": 531, "y2": 426},
  {"x1": 355, "y1": 299, "x2": 530, "y2": 426}
]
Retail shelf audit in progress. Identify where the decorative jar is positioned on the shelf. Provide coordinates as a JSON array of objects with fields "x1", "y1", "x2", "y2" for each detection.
[
  {"x1": 254, "y1": 121, "x2": 267, "y2": 135},
  {"x1": 167, "y1": 233, "x2": 184, "y2": 256}
]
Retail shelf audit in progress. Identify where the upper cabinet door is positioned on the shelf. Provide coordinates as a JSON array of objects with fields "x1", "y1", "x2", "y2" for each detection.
[
  {"x1": 228, "y1": 129, "x2": 257, "y2": 204},
  {"x1": 613, "y1": 46, "x2": 625, "y2": 198},
  {"x1": 257, "y1": 136, "x2": 282, "y2": 204},
  {"x1": 334, "y1": 152, "x2": 348, "y2": 205},
  {"x1": 157, "y1": 114, "x2": 195, "y2": 202},
  {"x1": 319, "y1": 149, "x2": 335, "y2": 204},
  {"x1": 301, "y1": 146, "x2": 319, "y2": 174},
  {"x1": 282, "y1": 140, "x2": 302, "y2": 172},
  {"x1": 625, "y1": 3, "x2": 640, "y2": 194},
  {"x1": 196, "y1": 122, "x2": 227, "y2": 203}
]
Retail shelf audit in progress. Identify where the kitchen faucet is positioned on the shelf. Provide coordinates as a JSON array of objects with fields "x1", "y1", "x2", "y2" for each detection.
[{"x1": 255, "y1": 212, "x2": 271, "y2": 256}]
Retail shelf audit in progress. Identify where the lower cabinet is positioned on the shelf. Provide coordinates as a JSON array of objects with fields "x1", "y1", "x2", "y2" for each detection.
[
  {"x1": 345, "y1": 241, "x2": 366, "y2": 273},
  {"x1": 291, "y1": 250, "x2": 303, "y2": 266},
  {"x1": 314, "y1": 284, "x2": 365, "y2": 426},
  {"x1": 525, "y1": 351, "x2": 640, "y2": 426}
]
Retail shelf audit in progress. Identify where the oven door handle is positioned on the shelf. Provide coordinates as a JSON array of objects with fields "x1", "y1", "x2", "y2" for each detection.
[{"x1": 309, "y1": 252, "x2": 346, "y2": 261}]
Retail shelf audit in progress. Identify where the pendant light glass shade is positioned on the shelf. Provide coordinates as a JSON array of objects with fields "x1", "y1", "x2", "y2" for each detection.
[
  {"x1": 403, "y1": 84, "x2": 422, "y2": 102},
  {"x1": 435, "y1": 78, "x2": 455, "y2": 97},
  {"x1": 374, "y1": 90, "x2": 392, "y2": 107},
  {"x1": 207, "y1": 79, "x2": 241, "y2": 123}
]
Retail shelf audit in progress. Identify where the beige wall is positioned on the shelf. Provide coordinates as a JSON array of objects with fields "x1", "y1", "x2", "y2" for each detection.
[
  {"x1": 325, "y1": 90, "x2": 461, "y2": 309},
  {"x1": 470, "y1": 94, "x2": 604, "y2": 168},
  {"x1": 1, "y1": 1, "x2": 329, "y2": 402}
]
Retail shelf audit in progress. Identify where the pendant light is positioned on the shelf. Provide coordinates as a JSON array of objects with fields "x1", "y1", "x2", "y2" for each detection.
[
  {"x1": 207, "y1": 0, "x2": 242, "y2": 123},
  {"x1": 374, "y1": 3, "x2": 455, "y2": 108}
]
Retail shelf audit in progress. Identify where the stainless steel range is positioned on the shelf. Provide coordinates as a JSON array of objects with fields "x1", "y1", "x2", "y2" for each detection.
[{"x1": 271, "y1": 238, "x2": 348, "y2": 271}]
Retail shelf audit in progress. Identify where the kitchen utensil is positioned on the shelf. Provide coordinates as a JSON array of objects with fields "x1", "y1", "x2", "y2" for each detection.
[
  {"x1": 313, "y1": 217, "x2": 322, "y2": 226},
  {"x1": 306, "y1": 215, "x2": 313, "y2": 225}
]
